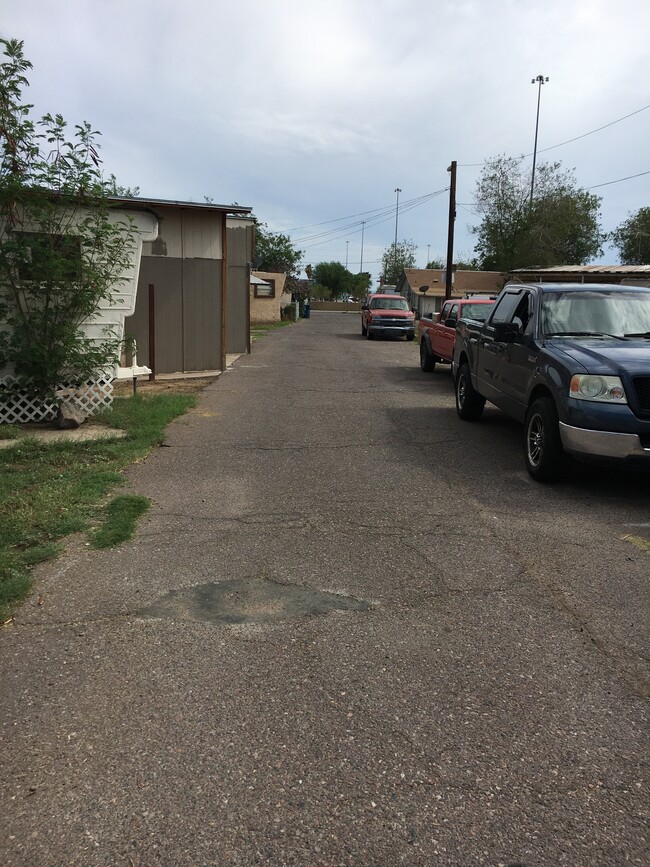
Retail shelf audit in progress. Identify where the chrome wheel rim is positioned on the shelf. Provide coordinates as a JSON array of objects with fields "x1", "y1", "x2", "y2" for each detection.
[
  {"x1": 527, "y1": 413, "x2": 544, "y2": 467},
  {"x1": 458, "y1": 375, "x2": 467, "y2": 407}
]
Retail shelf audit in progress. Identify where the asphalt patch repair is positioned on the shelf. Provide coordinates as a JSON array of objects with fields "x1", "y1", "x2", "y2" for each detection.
[{"x1": 141, "y1": 577, "x2": 372, "y2": 626}]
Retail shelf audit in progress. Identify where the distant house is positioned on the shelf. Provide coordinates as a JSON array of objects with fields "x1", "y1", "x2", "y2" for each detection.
[
  {"x1": 397, "y1": 268, "x2": 505, "y2": 318},
  {"x1": 250, "y1": 270, "x2": 290, "y2": 323},
  {"x1": 116, "y1": 197, "x2": 253, "y2": 376}
]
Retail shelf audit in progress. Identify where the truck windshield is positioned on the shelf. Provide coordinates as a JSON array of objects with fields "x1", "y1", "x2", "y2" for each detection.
[
  {"x1": 541, "y1": 290, "x2": 650, "y2": 338},
  {"x1": 370, "y1": 297, "x2": 409, "y2": 311}
]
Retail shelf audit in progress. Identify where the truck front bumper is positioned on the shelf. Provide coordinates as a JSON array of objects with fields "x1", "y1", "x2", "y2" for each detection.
[
  {"x1": 559, "y1": 422, "x2": 650, "y2": 461},
  {"x1": 367, "y1": 324, "x2": 415, "y2": 338}
]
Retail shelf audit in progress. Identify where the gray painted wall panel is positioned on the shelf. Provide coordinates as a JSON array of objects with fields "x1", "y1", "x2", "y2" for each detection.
[
  {"x1": 126, "y1": 257, "x2": 184, "y2": 374},
  {"x1": 227, "y1": 265, "x2": 249, "y2": 353},
  {"x1": 182, "y1": 260, "x2": 221, "y2": 371}
]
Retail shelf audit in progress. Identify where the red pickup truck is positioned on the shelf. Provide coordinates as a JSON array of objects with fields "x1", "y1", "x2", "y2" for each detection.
[{"x1": 419, "y1": 296, "x2": 496, "y2": 372}]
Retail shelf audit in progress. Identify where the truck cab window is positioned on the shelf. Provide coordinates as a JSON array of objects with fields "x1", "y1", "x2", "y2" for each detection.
[
  {"x1": 511, "y1": 293, "x2": 532, "y2": 333},
  {"x1": 490, "y1": 292, "x2": 521, "y2": 325}
]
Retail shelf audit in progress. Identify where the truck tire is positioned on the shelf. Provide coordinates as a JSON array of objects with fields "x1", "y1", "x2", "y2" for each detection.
[
  {"x1": 524, "y1": 396, "x2": 571, "y2": 482},
  {"x1": 406, "y1": 334, "x2": 414, "y2": 342},
  {"x1": 455, "y1": 363, "x2": 485, "y2": 420},
  {"x1": 420, "y1": 341, "x2": 436, "y2": 371},
  {"x1": 366, "y1": 329, "x2": 374, "y2": 340},
  {"x1": 361, "y1": 321, "x2": 367, "y2": 336}
]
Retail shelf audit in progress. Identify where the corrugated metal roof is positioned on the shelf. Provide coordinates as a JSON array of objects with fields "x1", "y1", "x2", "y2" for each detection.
[
  {"x1": 109, "y1": 195, "x2": 252, "y2": 215},
  {"x1": 511, "y1": 264, "x2": 650, "y2": 274}
]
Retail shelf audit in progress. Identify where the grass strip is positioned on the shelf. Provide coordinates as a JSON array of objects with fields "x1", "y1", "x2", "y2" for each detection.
[
  {"x1": 0, "y1": 392, "x2": 196, "y2": 622},
  {"x1": 91, "y1": 494, "x2": 151, "y2": 549},
  {"x1": 251, "y1": 321, "x2": 293, "y2": 341}
]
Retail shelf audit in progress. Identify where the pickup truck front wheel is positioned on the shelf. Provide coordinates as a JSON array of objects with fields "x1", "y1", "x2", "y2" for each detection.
[
  {"x1": 524, "y1": 397, "x2": 571, "y2": 482},
  {"x1": 420, "y1": 341, "x2": 436, "y2": 372},
  {"x1": 455, "y1": 363, "x2": 485, "y2": 420}
]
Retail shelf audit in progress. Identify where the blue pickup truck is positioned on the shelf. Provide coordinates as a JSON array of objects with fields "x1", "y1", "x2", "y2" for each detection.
[{"x1": 452, "y1": 282, "x2": 650, "y2": 481}]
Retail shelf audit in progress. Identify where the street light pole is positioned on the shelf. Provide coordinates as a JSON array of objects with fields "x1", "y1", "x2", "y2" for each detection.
[
  {"x1": 393, "y1": 187, "x2": 402, "y2": 280},
  {"x1": 360, "y1": 221, "x2": 365, "y2": 273},
  {"x1": 530, "y1": 74, "x2": 549, "y2": 207}
]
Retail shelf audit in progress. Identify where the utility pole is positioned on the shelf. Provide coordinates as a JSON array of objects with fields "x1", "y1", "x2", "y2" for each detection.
[
  {"x1": 360, "y1": 221, "x2": 365, "y2": 273},
  {"x1": 445, "y1": 161, "x2": 457, "y2": 300},
  {"x1": 393, "y1": 187, "x2": 402, "y2": 279},
  {"x1": 530, "y1": 74, "x2": 549, "y2": 207},
  {"x1": 345, "y1": 240, "x2": 349, "y2": 269},
  {"x1": 427, "y1": 244, "x2": 431, "y2": 267}
]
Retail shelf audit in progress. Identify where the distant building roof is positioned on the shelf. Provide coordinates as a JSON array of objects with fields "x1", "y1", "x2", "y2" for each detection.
[
  {"x1": 510, "y1": 264, "x2": 650, "y2": 275},
  {"x1": 509, "y1": 264, "x2": 650, "y2": 287}
]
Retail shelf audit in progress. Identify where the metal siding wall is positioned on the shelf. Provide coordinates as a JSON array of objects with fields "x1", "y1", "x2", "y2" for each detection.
[
  {"x1": 182, "y1": 210, "x2": 223, "y2": 259},
  {"x1": 125, "y1": 207, "x2": 229, "y2": 374},
  {"x1": 227, "y1": 265, "x2": 249, "y2": 353},
  {"x1": 182, "y1": 260, "x2": 221, "y2": 371},
  {"x1": 226, "y1": 225, "x2": 253, "y2": 354},
  {"x1": 126, "y1": 257, "x2": 184, "y2": 374},
  {"x1": 142, "y1": 211, "x2": 183, "y2": 258}
]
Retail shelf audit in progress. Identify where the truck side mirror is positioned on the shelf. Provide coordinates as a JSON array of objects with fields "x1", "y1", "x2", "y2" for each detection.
[
  {"x1": 445, "y1": 317, "x2": 457, "y2": 328},
  {"x1": 361, "y1": 304, "x2": 368, "y2": 310}
]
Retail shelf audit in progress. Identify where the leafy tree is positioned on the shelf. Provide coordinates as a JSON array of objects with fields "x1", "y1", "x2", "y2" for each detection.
[
  {"x1": 381, "y1": 239, "x2": 417, "y2": 284},
  {"x1": 312, "y1": 261, "x2": 353, "y2": 300},
  {"x1": 106, "y1": 173, "x2": 140, "y2": 198},
  {"x1": 350, "y1": 271, "x2": 371, "y2": 301},
  {"x1": 0, "y1": 38, "x2": 137, "y2": 400},
  {"x1": 472, "y1": 155, "x2": 603, "y2": 271},
  {"x1": 426, "y1": 253, "x2": 478, "y2": 270},
  {"x1": 611, "y1": 207, "x2": 650, "y2": 265},
  {"x1": 254, "y1": 223, "x2": 303, "y2": 275}
]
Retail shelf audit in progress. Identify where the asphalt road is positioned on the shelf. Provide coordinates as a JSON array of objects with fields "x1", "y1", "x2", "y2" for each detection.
[{"x1": 1, "y1": 311, "x2": 648, "y2": 866}]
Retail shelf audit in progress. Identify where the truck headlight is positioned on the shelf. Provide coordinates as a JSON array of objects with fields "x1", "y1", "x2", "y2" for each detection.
[{"x1": 569, "y1": 374, "x2": 627, "y2": 403}]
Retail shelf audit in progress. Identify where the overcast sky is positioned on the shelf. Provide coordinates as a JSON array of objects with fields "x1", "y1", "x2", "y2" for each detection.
[{"x1": 3, "y1": 0, "x2": 649, "y2": 285}]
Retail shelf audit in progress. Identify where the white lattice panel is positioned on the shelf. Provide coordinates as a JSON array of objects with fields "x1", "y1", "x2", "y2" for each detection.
[{"x1": 0, "y1": 377, "x2": 114, "y2": 424}]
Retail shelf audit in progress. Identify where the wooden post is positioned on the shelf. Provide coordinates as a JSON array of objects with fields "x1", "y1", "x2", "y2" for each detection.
[
  {"x1": 221, "y1": 215, "x2": 228, "y2": 372},
  {"x1": 445, "y1": 161, "x2": 457, "y2": 300}
]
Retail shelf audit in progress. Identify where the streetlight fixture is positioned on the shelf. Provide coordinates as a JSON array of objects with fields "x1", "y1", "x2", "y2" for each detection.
[
  {"x1": 393, "y1": 187, "x2": 402, "y2": 278},
  {"x1": 530, "y1": 74, "x2": 549, "y2": 207}
]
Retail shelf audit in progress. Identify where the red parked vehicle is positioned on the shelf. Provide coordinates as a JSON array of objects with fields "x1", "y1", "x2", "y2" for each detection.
[
  {"x1": 419, "y1": 296, "x2": 496, "y2": 371},
  {"x1": 361, "y1": 294, "x2": 416, "y2": 341}
]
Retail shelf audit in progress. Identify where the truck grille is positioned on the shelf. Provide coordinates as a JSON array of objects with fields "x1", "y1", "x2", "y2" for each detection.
[
  {"x1": 376, "y1": 318, "x2": 409, "y2": 328},
  {"x1": 632, "y1": 376, "x2": 650, "y2": 413}
]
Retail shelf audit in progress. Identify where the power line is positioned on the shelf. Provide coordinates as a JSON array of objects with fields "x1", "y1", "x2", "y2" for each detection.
[
  {"x1": 458, "y1": 102, "x2": 650, "y2": 168},
  {"x1": 294, "y1": 189, "x2": 448, "y2": 247},
  {"x1": 587, "y1": 169, "x2": 650, "y2": 190},
  {"x1": 289, "y1": 188, "x2": 448, "y2": 238}
]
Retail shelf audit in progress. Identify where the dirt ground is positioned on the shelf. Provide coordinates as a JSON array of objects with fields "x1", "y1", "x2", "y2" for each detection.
[{"x1": 112, "y1": 375, "x2": 218, "y2": 397}]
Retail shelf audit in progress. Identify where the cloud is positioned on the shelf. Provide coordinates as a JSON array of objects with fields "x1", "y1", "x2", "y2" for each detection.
[{"x1": 230, "y1": 111, "x2": 381, "y2": 157}]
